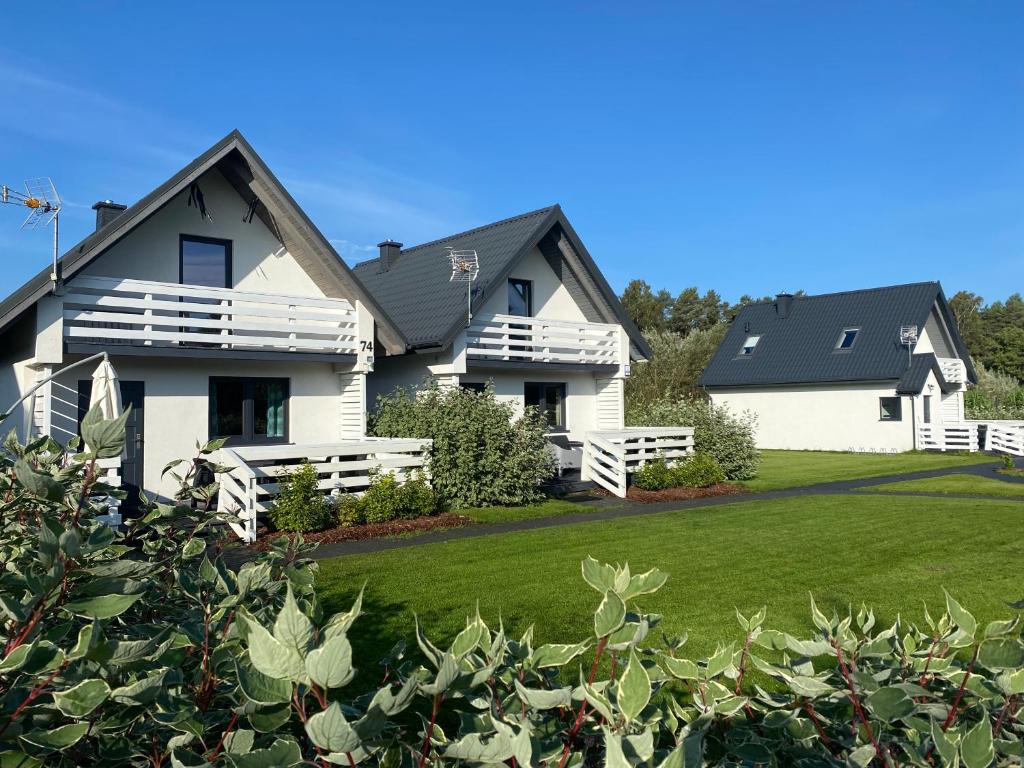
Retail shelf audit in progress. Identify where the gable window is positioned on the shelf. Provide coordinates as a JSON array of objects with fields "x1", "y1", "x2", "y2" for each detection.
[
  {"x1": 508, "y1": 279, "x2": 533, "y2": 317},
  {"x1": 740, "y1": 335, "x2": 761, "y2": 356},
  {"x1": 525, "y1": 382, "x2": 566, "y2": 430},
  {"x1": 181, "y1": 235, "x2": 231, "y2": 287},
  {"x1": 836, "y1": 328, "x2": 859, "y2": 350},
  {"x1": 879, "y1": 397, "x2": 902, "y2": 422},
  {"x1": 210, "y1": 377, "x2": 288, "y2": 444}
]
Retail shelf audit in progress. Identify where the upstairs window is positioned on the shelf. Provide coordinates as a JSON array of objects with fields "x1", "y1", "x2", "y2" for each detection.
[
  {"x1": 508, "y1": 278, "x2": 533, "y2": 317},
  {"x1": 836, "y1": 328, "x2": 859, "y2": 350},
  {"x1": 180, "y1": 235, "x2": 231, "y2": 287},
  {"x1": 740, "y1": 335, "x2": 761, "y2": 356}
]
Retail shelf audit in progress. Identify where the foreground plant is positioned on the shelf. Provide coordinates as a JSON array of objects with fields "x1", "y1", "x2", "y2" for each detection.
[{"x1": 1, "y1": 415, "x2": 1021, "y2": 766}]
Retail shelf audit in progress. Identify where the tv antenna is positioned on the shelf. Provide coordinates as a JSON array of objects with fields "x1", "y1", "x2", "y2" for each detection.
[
  {"x1": 446, "y1": 248, "x2": 479, "y2": 325},
  {"x1": 899, "y1": 325, "x2": 918, "y2": 368},
  {"x1": 1, "y1": 178, "x2": 63, "y2": 288}
]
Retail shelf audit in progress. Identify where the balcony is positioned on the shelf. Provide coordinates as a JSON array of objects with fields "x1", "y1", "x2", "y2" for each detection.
[
  {"x1": 59, "y1": 276, "x2": 359, "y2": 359},
  {"x1": 465, "y1": 314, "x2": 623, "y2": 368},
  {"x1": 937, "y1": 357, "x2": 967, "y2": 385}
]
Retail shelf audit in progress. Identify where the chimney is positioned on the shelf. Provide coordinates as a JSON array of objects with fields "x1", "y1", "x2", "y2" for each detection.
[
  {"x1": 774, "y1": 292, "x2": 794, "y2": 319},
  {"x1": 377, "y1": 239, "x2": 403, "y2": 272},
  {"x1": 92, "y1": 200, "x2": 127, "y2": 231}
]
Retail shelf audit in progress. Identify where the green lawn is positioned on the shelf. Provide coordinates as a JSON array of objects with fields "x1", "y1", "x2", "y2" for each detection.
[
  {"x1": 317, "y1": 494, "x2": 1024, "y2": 666},
  {"x1": 457, "y1": 497, "x2": 613, "y2": 524},
  {"x1": 859, "y1": 472, "x2": 1024, "y2": 498},
  {"x1": 741, "y1": 450, "x2": 995, "y2": 491}
]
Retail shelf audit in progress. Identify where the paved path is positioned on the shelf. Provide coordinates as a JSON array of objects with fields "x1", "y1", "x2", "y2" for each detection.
[{"x1": 306, "y1": 458, "x2": 1023, "y2": 560}]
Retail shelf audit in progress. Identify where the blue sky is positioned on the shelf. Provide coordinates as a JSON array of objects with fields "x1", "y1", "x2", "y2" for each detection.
[{"x1": 1, "y1": 2, "x2": 1021, "y2": 304}]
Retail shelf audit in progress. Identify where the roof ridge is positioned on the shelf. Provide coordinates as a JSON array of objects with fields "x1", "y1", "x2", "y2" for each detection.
[
  {"x1": 353, "y1": 205, "x2": 557, "y2": 269},
  {"x1": 744, "y1": 280, "x2": 939, "y2": 306}
]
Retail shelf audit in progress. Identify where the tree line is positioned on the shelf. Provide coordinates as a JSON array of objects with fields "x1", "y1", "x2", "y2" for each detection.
[{"x1": 620, "y1": 280, "x2": 1024, "y2": 406}]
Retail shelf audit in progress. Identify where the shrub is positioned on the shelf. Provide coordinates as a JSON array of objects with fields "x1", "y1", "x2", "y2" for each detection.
[
  {"x1": 674, "y1": 450, "x2": 725, "y2": 487},
  {"x1": 633, "y1": 451, "x2": 725, "y2": 490},
  {"x1": 333, "y1": 491, "x2": 363, "y2": 526},
  {"x1": 628, "y1": 396, "x2": 760, "y2": 479},
  {"x1": 632, "y1": 456, "x2": 676, "y2": 490},
  {"x1": 268, "y1": 460, "x2": 332, "y2": 532},
  {"x1": 625, "y1": 325, "x2": 729, "y2": 408},
  {"x1": 360, "y1": 470, "x2": 403, "y2": 523},
  {"x1": 370, "y1": 382, "x2": 556, "y2": 507},
  {"x1": 2, "y1": 416, "x2": 1023, "y2": 767},
  {"x1": 966, "y1": 363, "x2": 1024, "y2": 419},
  {"x1": 397, "y1": 470, "x2": 441, "y2": 518}
]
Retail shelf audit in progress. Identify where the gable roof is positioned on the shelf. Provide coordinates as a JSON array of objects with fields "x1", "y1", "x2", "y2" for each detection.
[
  {"x1": 699, "y1": 281, "x2": 976, "y2": 389},
  {"x1": 352, "y1": 205, "x2": 651, "y2": 359},
  {"x1": 896, "y1": 353, "x2": 958, "y2": 395},
  {"x1": 0, "y1": 130, "x2": 407, "y2": 354}
]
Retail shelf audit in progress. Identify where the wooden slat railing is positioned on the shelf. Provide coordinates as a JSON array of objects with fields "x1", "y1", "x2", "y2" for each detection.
[
  {"x1": 216, "y1": 439, "x2": 432, "y2": 542},
  {"x1": 581, "y1": 428, "x2": 695, "y2": 497},
  {"x1": 466, "y1": 314, "x2": 621, "y2": 365},
  {"x1": 62, "y1": 275, "x2": 358, "y2": 355},
  {"x1": 936, "y1": 357, "x2": 967, "y2": 385},
  {"x1": 916, "y1": 423, "x2": 979, "y2": 452}
]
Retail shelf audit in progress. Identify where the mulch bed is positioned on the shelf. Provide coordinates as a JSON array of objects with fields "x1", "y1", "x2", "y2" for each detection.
[
  {"x1": 250, "y1": 513, "x2": 474, "y2": 550},
  {"x1": 599, "y1": 482, "x2": 747, "y2": 504}
]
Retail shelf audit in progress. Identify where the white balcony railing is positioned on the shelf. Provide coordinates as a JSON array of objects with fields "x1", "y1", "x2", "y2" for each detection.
[
  {"x1": 466, "y1": 314, "x2": 622, "y2": 366},
  {"x1": 937, "y1": 357, "x2": 967, "y2": 384},
  {"x1": 61, "y1": 276, "x2": 358, "y2": 356}
]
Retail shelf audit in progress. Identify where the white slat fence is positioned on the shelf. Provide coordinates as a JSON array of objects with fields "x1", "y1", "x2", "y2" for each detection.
[
  {"x1": 466, "y1": 314, "x2": 621, "y2": 365},
  {"x1": 915, "y1": 424, "x2": 979, "y2": 452},
  {"x1": 582, "y1": 428, "x2": 695, "y2": 498},
  {"x1": 216, "y1": 439, "x2": 432, "y2": 542}
]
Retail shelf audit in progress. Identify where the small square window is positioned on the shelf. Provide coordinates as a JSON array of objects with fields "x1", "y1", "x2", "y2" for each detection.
[
  {"x1": 836, "y1": 328, "x2": 859, "y2": 350},
  {"x1": 740, "y1": 335, "x2": 760, "y2": 356},
  {"x1": 879, "y1": 397, "x2": 902, "y2": 421}
]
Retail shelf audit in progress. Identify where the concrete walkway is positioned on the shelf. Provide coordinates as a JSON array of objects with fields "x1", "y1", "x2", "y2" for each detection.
[{"x1": 307, "y1": 458, "x2": 1022, "y2": 560}]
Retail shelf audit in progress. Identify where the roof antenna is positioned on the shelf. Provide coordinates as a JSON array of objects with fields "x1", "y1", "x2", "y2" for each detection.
[
  {"x1": 899, "y1": 325, "x2": 918, "y2": 369},
  {"x1": 445, "y1": 247, "x2": 480, "y2": 326},
  {"x1": 1, "y1": 178, "x2": 63, "y2": 291}
]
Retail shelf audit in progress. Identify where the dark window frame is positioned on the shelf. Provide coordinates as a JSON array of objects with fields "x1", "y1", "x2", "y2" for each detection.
[
  {"x1": 508, "y1": 278, "x2": 533, "y2": 317},
  {"x1": 525, "y1": 382, "x2": 567, "y2": 431},
  {"x1": 879, "y1": 396, "x2": 902, "y2": 422},
  {"x1": 460, "y1": 382, "x2": 487, "y2": 394},
  {"x1": 835, "y1": 327, "x2": 860, "y2": 351},
  {"x1": 179, "y1": 234, "x2": 233, "y2": 287},
  {"x1": 209, "y1": 376, "x2": 290, "y2": 445},
  {"x1": 738, "y1": 334, "x2": 761, "y2": 357}
]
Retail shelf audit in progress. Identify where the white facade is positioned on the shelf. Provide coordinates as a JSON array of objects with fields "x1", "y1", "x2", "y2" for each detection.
[
  {"x1": 707, "y1": 304, "x2": 969, "y2": 453},
  {"x1": 366, "y1": 245, "x2": 632, "y2": 442},
  {"x1": 0, "y1": 154, "x2": 380, "y2": 502}
]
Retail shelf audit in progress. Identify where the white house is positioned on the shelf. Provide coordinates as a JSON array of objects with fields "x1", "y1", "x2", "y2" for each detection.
[
  {"x1": 351, "y1": 206, "x2": 654, "y2": 464},
  {"x1": 699, "y1": 282, "x2": 978, "y2": 453},
  {"x1": 0, "y1": 130, "x2": 409, "y2": 512}
]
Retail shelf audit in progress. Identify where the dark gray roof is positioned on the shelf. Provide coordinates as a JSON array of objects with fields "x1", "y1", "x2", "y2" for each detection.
[
  {"x1": 699, "y1": 281, "x2": 976, "y2": 388},
  {"x1": 0, "y1": 130, "x2": 407, "y2": 354},
  {"x1": 896, "y1": 353, "x2": 957, "y2": 395},
  {"x1": 352, "y1": 205, "x2": 651, "y2": 359}
]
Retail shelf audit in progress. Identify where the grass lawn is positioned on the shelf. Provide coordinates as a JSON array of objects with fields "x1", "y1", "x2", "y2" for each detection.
[
  {"x1": 858, "y1": 472, "x2": 1024, "y2": 498},
  {"x1": 457, "y1": 497, "x2": 613, "y2": 524},
  {"x1": 741, "y1": 450, "x2": 995, "y2": 491},
  {"x1": 316, "y1": 494, "x2": 1023, "y2": 666}
]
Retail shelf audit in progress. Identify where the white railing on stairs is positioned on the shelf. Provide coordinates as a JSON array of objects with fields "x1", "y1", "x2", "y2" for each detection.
[
  {"x1": 216, "y1": 438, "x2": 432, "y2": 542},
  {"x1": 915, "y1": 423, "x2": 978, "y2": 452},
  {"x1": 582, "y1": 428, "x2": 695, "y2": 498}
]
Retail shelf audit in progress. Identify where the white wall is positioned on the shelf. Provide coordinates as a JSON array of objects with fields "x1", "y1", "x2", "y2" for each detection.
[
  {"x1": 709, "y1": 382, "x2": 917, "y2": 452},
  {"x1": 81, "y1": 169, "x2": 326, "y2": 299},
  {"x1": 46, "y1": 356, "x2": 348, "y2": 500},
  {"x1": 476, "y1": 246, "x2": 588, "y2": 322},
  {"x1": 915, "y1": 308, "x2": 956, "y2": 359}
]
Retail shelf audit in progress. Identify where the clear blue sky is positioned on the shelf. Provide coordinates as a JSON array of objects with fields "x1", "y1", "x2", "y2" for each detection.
[{"x1": 1, "y1": 2, "x2": 1021, "y2": 304}]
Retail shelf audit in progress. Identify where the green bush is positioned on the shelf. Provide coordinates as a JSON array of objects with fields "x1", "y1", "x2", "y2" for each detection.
[
  {"x1": 370, "y1": 382, "x2": 556, "y2": 507},
  {"x1": 333, "y1": 491, "x2": 363, "y2": 526},
  {"x1": 632, "y1": 456, "x2": 677, "y2": 490},
  {"x1": 360, "y1": 471, "x2": 403, "y2": 523},
  {"x1": 633, "y1": 451, "x2": 725, "y2": 490},
  {"x1": 628, "y1": 396, "x2": 760, "y2": 480},
  {"x1": 674, "y1": 450, "x2": 726, "y2": 487},
  {"x1": 2, "y1": 416, "x2": 1023, "y2": 766},
  {"x1": 966, "y1": 363, "x2": 1024, "y2": 420},
  {"x1": 268, "y1": 460, "x2": 332, "y2": 532},
  {"x1": 397, "y1": 470, "x2": 441, "y2": 518}
]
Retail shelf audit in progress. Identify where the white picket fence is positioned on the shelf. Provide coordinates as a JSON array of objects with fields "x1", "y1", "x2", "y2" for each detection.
[
  {"x1": 915, "y1": 423, "x2": 979, "y2": 452},
  {"x1": 582, "y1": 428, "x2": 695, "y2": 498},
  {"x1": 216, "y1": 438, "x2": 432, "y2": 542}
]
